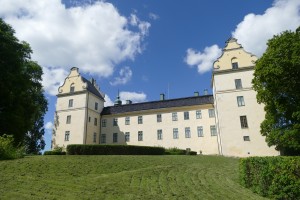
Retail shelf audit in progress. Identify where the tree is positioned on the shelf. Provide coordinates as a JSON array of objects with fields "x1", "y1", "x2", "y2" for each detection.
[
  {"x1": 0, "y1": 18, "x2": 48, "y2": 151},
  {"x1": 253, "y1": 27, "x2": 300, "y2": 155}
]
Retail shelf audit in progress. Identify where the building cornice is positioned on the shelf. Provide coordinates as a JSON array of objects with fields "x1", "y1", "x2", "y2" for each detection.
[{"x1": 212, "y1": 66, "x2": 254, "y2": 75}]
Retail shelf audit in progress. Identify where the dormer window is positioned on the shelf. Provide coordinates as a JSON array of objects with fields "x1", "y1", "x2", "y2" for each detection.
[
  {"x1": 70, "y1": 83, "x2": 75, "y2": 93},
  {"x1": 231, "y1": 58, "x2": 238, "y2": 69}
]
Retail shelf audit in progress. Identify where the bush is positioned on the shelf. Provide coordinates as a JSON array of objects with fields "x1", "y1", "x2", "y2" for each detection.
[
  {"x1": 44, "y1": 145, "x2": 66, "y2": 155},
  {"x1": 240, "y1": 156, "x2": 300, "y2": 200},
  {"x1": 165, "y1": 147, "x2": 197, "y2": 155},
  {"x1": 44, "y1": 151, "x2": 66, "y2": 155},
  {"x1": 67, "y1": 144, "x2": 165, "y2": 155},
  {"x1": 0, "y1": 134, "x2": 24, "y2": 160}
]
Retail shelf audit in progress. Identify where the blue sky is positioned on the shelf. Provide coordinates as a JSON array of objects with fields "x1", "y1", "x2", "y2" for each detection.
[{"x1": 0, "y1": 0, "x2": 299, "y2": 151}]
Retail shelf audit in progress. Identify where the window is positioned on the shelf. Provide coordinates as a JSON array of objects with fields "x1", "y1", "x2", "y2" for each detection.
[
  {"x1": 95, "y1": 102, "x2": 98, "y2": 110},
  {"x1": 232, "y1": 58, "x2": 239, "y2": 69},
  {"x1": 113, "y1": 118, "x2": 118, "y2": 126},
  {"x1": 172, "y1": 112, "x2": 178, "y2": 121},
  {"x1": 243, "y1": 136, "x2": 250, "y2": 141},
  {"x1": 235, "y1": 79, "x2": 242, "y2": 89},
  {"x1": 138, "y1": 131, "x2": 143, "y2": 141},
  {"x1": 232, "y1": 62, "x2": 238, "y2": 69},
  {"x1": 138, "y1": 116, "x2": 143, "y2": 124},
  {"x1": 240, "y1": 116, "x2": 248, "y2": 128},
  {"x1": 88, "y1": 117, "x2": 91, "y2": 122},
  {"x1": 237, "y1": 96, "x2": 245, "y2": 107},
  {"x1": 185, "y1": 127, "x2": 191, "y2": 138},
  {"x1": 70, "y1": 83, "x2": 75, "y2": 93},
  {"x1": 184, "y1": 111, "x2": 189, "y2": 120},
  {"x1": 113, "y1": 133, "x2": 118, "y2": 143},
  {"x1": 125, "y1": 117, "x2": 130, "y2": 125},
  {"x1": 64, "y1": 131, "x2": 70, "y2": 141},
  {"x1": 210, "y1": 125, "x2": 217, "y2": 136},
  {"x1": 208, "y1": 109, "x2": 215, "y2": 118},
  {"x1": 100, "y1": 134, "x2": 106, "y2": 144},
  {"x1": 68, "y1": 99, "x2": 73, "y2": 108},
  {"x1": 196, "y1": 110, "x2": 202, "y2": 119},
  {"x1": 66, "y1": 115, "x2": 71, "y2": 124},
  {"x1": 102, "y1": 119, "x2": 106, "y2": 127},
  {"x1": 157, "y1": 114, "x2": 162, "y2": 123},
  {"x1": 93, "y1": 132, "x2": 97, "y2": 143},
  {"x1": 157, "y1": 129, "x2": 163, "y2": 140},
  {"x1": 125, "y1": 132, "x2": 130, "y2": 142},
  {"x1": 197, "y1": 126, "x2": 204, "y2": 137},
  {"x1": 173, "y1": 128, "x2": 179, "y2": 139},
  {"x1": 94, "y1": 118, "x2": 97, "y2": 126}
]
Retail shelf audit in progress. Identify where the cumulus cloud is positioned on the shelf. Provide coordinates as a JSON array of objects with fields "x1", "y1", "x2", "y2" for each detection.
[
  {"x1": 232, "y1": 0, "x2": 300, "y2": 56},
  {"x1": 44, "y1": 122, "x2": 53, "y2": 130},
  {"x1": 104, "y1": 95, "x2": 114, "y2": 107},
  {"x1": 185, "y1": 45, "x2": 222, "y2": 74},
  {"x1": 0, "y1": 0, "x2": 150, "y2": 95},
  {"x1": 110, "y1": 66, "x2": 133, "y2": 86},
  {"x1": 120, "y1": 91, "x2": 147, "y2": 103}
]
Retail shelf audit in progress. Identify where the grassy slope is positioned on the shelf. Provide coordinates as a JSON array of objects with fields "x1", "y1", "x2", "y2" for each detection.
[{"x1": 0, "y1": 155, "x2": 267, "y2": 200}]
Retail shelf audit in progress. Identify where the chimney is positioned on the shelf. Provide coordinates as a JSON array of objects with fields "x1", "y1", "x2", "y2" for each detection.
[
  {"x1": 126, "y1": 100, "x2": 132, "y2": 104},
  {"x1": 194, "y1": 91, "x2": 199, "y2": 96},
  {"x1": 204, "y1": 89, "x2": 208, "y2": 95},
  {"x1": 160, "y1": 93, "x2": 165, "y2": 101}
]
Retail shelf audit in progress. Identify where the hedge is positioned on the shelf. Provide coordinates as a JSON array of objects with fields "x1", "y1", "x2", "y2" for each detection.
[
  {"x1": 67, "y1": 144, "x2": 165, "y2": 155},
  {"x1": 44, "y1": 151, "x2": 66, "y2": 155},
  {"x1": 165, "y1": 147, "x2": 197, "y2": 155},
  {"x1": 240, "y1": 156, "x2": 300, "y2": 200}
]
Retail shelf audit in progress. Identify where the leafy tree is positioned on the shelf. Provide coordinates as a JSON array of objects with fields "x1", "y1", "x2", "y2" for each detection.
[
  {"x1": 0, "y1": 18, "x2": 48, "y2": 151},
  {"x1": 253, "y1": 27, "x2": 300, "y2": 155}
]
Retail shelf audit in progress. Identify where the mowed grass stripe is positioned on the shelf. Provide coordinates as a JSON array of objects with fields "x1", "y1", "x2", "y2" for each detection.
[{"x1": 0, "y1": 155, "x2": 267, "y2": 199}]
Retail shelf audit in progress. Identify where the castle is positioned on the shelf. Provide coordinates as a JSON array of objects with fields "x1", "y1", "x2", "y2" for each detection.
[{"x1": 52, "y1": 38, "x2": 279, "y2": 157}]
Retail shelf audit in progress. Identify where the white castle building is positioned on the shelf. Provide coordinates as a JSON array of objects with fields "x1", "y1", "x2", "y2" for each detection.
[{"x1": 52, "y1": 38, "x2": 279, "y2": 157}]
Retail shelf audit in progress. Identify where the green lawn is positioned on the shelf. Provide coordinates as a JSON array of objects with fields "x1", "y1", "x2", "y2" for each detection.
[{"x1": 0, "y1": 155, "x2": 267, "y2": 200}]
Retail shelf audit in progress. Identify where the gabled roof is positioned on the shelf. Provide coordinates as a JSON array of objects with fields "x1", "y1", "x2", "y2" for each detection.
[
  {"x1": 82, "y1": 77, "x2": 105, "y2": 100},
  {"x1": 101, "y1": 95, "x2": 214, "y2": 115}
]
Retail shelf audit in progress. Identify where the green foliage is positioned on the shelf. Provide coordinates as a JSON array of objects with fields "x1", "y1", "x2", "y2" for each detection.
[
  {"x1": 252, "y1": 27, "x2": 300, "y2": 155},
  {"x1": 0, "y1": 134, "x2": 24, "y2": 160},
  {"x1": 165, "y1": 147, "x2": 197, "y2": 155},
  {"x1": 67, "y1": 144, "x2": 165, "y2": 155},
  {"x1": 0, "y1": 155, "x2": 265, "y2": 199},
  {"x1": 240, "y1": 157, "x2": 300, "y2": 200},
  {"x1": 0, "y1": 19, "x2": 48, "y2": 146},
  {"x1": 44, "y1": 145, "x2": 66, "y2": 155}
]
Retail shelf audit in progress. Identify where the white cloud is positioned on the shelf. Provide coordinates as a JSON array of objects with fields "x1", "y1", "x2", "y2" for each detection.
[
  {"x1": 44, "y1": 122, "x2": 53, "y2": 130},
  {"x1": 120, "y1": 91, "x2": 147, "y2": 103},
  {"x1": 149, "y1": 13, "x2": 159, "y2": 20},
  {"x1": 104, "y1": 95, "x2": 114, "y2": 107},
  {"x1": 0, "y1": 0, "x2": 150, "y2": 95},
  {"x1": 110, "y1": 66, "x2": 132, "y2": 86},
  {"x1": 232, "y1": 0, "x2": 300, "y2": 56},
  {"x1": 185, "y1": 45, "x2": 222, "y2": 74}
]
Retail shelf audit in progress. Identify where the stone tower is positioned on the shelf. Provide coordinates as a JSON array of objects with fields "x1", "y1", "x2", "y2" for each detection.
[
  {"x1": 52, "y1": 67, "x2": 105, "y2": 149},
  {"x1": 212, "y1": 38, "x2": 278, "y2": 157}
]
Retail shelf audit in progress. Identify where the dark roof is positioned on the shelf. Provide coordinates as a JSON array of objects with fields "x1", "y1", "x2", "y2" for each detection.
[
  {"x1": 101, "y1": 95, "x2": 214, "y2": 115},
  {"x1": 82, "y1": 77, "x2": 104, "y2": 99}
]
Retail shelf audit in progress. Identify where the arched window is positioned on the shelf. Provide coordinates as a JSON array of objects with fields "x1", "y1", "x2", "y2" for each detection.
[
  {"x1": 70, "y1": 83, "x2": 75, "y2": 93},
  {"x1": 231, "y1": 57, "x2": 239, "y2": 69}
]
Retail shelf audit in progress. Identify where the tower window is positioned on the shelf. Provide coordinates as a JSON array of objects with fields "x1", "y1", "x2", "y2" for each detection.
[
  {"x1": 237, "y1": 96, "x2": 245, "y2": 107},
  {"x1": 68, "y1": 99, "x2": 73, "y2": 107},
  {"x1": 64, "y1": 131, "x2": 70, "y2": 141},
  {"x1": 240, "y1": 116, "x2": 248, "y2": 128},
  {"x1": 94, "y1": 118, "x2": 97, "y2": 126},
  {"x1": 70, "y1": 83, "x2": 75, "y2": 93},
  {"x1": 235, "y1": 79, "x2": 242, "y2": 89},
  {"x1": 95, "y1": 102, "x2": 98, "y2": 110}
]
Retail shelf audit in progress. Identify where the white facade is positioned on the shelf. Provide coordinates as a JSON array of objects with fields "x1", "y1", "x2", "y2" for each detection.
[{"x1": 52, "y1": 39, "x2": 279, "y2": 157}]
